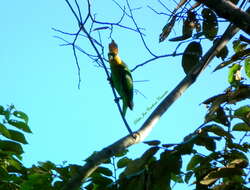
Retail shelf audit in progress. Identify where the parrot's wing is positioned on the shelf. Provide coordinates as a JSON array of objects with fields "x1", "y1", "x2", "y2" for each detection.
[{"x1": 121, "y1": 63, "x2": 134, "y2": 110}]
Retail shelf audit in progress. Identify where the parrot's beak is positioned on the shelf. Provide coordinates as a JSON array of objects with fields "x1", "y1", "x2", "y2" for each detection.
[{"x1": 108, "y1": 53, "x2": 114, "y2": 61}]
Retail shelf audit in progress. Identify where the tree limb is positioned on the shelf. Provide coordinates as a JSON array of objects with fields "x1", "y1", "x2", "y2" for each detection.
[
  {"x1": 61, "y1": 23, "x2": 240, "y2": 190},
  {"x1": 196, "y1": 0, "x2": 250, "y2": 34}
]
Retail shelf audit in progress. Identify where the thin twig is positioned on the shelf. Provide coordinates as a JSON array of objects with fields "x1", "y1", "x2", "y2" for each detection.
[
  {"x1": 126, "y1": 0, "x2": 157, "y2": 57},
  {"x1": 131, "y1": 52, "x2": 182, "y2": 72}
]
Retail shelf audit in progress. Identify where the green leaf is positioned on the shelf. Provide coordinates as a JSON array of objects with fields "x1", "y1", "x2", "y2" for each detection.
[
  {"x1": 171, "y1": 173, "x2": 184, "y2": 183},
  {"x1": 216, "y1": 107, "x2": 230, "y2": 126},
  {"x1": 121, "y1": 147, "x2": 159, "y2": 178},
  {"x1": 186, "y1": 154, "x2": 204, "y2": 170},
  {"x1": 0, "y1": 140, "x2": 24, "y2": 155},
  {"x1": 195, "y1": 134, "x2": 217, "y2": 151},
  {"x1": 0, "y1": 167, "x2": 9, "y2": 179},
  {"x1": 39, "y1": 161, "x2": 56, "y2": 170},
  {"x1": 202, "y1": 8, "x2": 218, "y2": 40},
  {"x1": 13, "y1": 111, "x2": 29, "y2": 123},
  {"x1": 182, "y1": 42, "x2": 202, "y2": 74},
  {"x1": 182, "y1": 19, "x2": 193, "y2": 39},
  {"x1": 8, "y1": 130, "x2": 28, "y2": 144},
  {"x1": 233, "y1": 39, "x2": 248, "y2": 53},
  {"x1": 117, "y1": 157, "x2": 132, "y2": 168},
  {"x1": 0, "y1": 105, "x2": 4, "y2": 115},
  {"x1": 184, "y1": 171, "x2": 193, "y2": 183},
  {"x1": 203, "y1": 124, "x2": 233, "y2": 139},
  {"x1": 160, "y1": 151, "x2": 182, "y2": 174},
  {"x1": 234, "y1": 105, "x2": 250, "y2": 118},
  {"x1": 95, "y1": 166, "x2": 113, "y2": 177},
  {"x1": 214, "y1": 38, "x2": 229, "y2": 61},
  {"x1": 114, "y1": 149, "x2": 128, "y2": 157},
  {"x1": 213, "y1": 60, "x2": 234, "y2": 72},
  {"x1": 143, "y1": 140, "x2": 161, "y2": 146},
  {"x1": 169, "y1": 35, "x2": 190, "y2": 42},
  {"x1": 0, "y1": 123, "x2": 11, "y2": 138},
  {"x1": 6, "y1": 158, "x2": 24, "y2": 172},
  {"x1": 228, "y1": 158, "x2": 248, "y2": 169},
  {"x1": 232, "y1": 123, "x2": 250, "y2": 131},
  {"x1": 91, "y1": 174, "x2": 113, "y2": 186},
  {"x1": 245, "y1": 57, "x2": 250, "y2": 78},
  {"x1": 228, "y1": 64, "x2": 241, "y2": 85},
  {"x1": 200, "y1": 167, "x2": 243, "y2": 185},
  {"x1": 226, "y1": 150, "x2": 249, "y2": 162},
  {"x1": 8, "y1": 119, "x2": 32, "y2": 133}
]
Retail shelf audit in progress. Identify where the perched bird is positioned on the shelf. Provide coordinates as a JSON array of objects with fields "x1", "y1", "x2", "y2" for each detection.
[{"x1": 108, "y1": 40, "x2": 134, "y2": 116}]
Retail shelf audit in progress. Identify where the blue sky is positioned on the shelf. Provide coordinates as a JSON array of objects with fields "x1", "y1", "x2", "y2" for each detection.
[{"x1": 1, "y1": 0, "x2": 247, "y2": 188}]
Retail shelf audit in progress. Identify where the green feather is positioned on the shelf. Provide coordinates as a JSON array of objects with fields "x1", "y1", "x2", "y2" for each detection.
[{"x1": 109, "y1": 54, "x2": 134, "y2": 116}]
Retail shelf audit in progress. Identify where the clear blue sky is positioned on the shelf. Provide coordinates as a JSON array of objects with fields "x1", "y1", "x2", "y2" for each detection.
[{"x1": 1, "y1": 0, "x2": 245, "y2": 188}]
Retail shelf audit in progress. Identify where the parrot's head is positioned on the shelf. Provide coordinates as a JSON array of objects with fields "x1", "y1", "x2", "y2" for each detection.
[{"x1": 109, "y1": 40, "x2": 119, "y2": 55}]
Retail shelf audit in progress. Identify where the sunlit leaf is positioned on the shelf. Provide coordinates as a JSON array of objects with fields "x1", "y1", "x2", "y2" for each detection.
[
  {"x1": 7, "y1": 158, "x2": 24, "y2": 172},
  {"x1": 228, "y1": 159, "x2": 248, "y2": 169},
  {"x1": 8, "y1": 119, "x2": 32, "y2": 133},
  {"x1": 228, "y1": 64, "x2": 241, "y2": 85},
  {"x1": 234, "y1": 105, "x2": 250, "y2": 122},
  {"x1": 213, "y1": 49, "x2": 249, "y2": 72},
  {"x1": 232, "y1": 123, "x2": 250, "y2": 131},
  {"x1": 0, "y1": 123, "x2": 11, "y2": 138},
  {"x1": 0, "y1": 140, "x2": 24, "y2": 155},
  {"x1": 13, "y1": 111, "x2": 29, "y2": 123},
  {"x1": 233, "y1": 39, "x2": 248, "y2": 53},
  {"x1": 245, "y1": 57, "x2": 250, "y2": 78},
  {"x1": 8, "y1": 130, "x2": 28, "y2": 144},
  {"x1": 182, "y1": 41, "x2": 202, "y2": 74}
]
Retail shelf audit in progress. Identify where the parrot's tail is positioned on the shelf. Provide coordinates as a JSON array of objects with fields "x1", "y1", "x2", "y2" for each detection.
[{"x1": 128, "y1": 101, "x2": 134, "y2": 110}]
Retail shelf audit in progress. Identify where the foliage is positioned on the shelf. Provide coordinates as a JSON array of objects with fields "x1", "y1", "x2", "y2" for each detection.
[
  {"x1": 0, "y1": 105, "x2": 82, "y2": 190},
  {"x1": 82, "y1": 88, "x2": 250, "y2": 190},
  {"x1": 2, "y1": 0, "x2": 250, "y2": 189}
]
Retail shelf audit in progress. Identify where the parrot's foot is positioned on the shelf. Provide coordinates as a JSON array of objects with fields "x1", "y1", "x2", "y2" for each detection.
[
  {"x1": 108, "y1": 77, "x2": 114, "y2": 87},
  {"x1": 114, "y1": 97, "x2": 121, "y2": 103}
]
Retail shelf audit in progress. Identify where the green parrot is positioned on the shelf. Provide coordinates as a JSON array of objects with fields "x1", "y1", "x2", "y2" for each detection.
[{"x1": 108, "y1": 40, "x2": 134, "y2": 116}]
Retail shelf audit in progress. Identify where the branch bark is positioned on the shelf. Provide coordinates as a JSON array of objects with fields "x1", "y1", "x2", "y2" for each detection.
[
  {"x1": 196, "y1": 0, "x2": 250, "y2": 34},
  {"x1": 61, "y1": 23, "x2": 240, "y2": 190}
]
